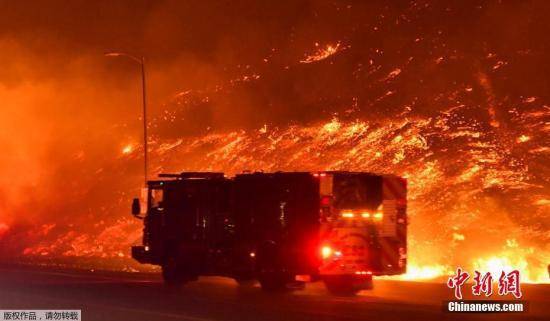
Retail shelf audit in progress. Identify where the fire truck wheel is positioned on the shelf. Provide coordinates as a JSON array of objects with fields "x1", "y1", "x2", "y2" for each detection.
[
  {"x1": 161, "y1": 257, "x2": 193, "y2": 286},
  {"x1": 258, "y1": 272, "x2": 292, "y2": 292},
  {"x1": 323, "y1": 275, "x2": 373, "y2": 296}
]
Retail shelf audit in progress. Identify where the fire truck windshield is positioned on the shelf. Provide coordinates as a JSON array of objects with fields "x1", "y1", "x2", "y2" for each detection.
[{"x1": 149, "y1": 188, "x2": 164, "y2": 208}]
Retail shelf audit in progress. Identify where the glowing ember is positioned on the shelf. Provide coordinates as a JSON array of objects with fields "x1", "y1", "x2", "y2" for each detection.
[
  {"x1": 121, "y1": 144, "x2": 134, "y2": 155},
  {"x1": 322, "y1": 117, "x2": 341, "y2": 133},
  {"x1": 21, "y1": 218, "x2": 141, "y2": 259},
  {"x1": 516, "y1": 135, "x2": 530, "y2": 143},
  {"x1": 300, "y1": 42, "x2": 346, "y2": 64}
]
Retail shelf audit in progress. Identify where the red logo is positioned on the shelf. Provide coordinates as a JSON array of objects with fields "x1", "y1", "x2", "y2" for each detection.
[
  {"x1": 447, "y1": 267, "x2": 470, "y2": 300},
  {"x1": 498, "y1": 270, "x2": 522, "y2": 299},
  {"x1": 472, "y1": 271, "x2": 493, "y2": 297},
  {"x1": 447, "y1": 268, "x2": 523, "y2": 300}
]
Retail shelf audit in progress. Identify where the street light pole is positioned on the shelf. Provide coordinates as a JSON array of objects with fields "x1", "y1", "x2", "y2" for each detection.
[
  {"x1": 105, "y1": 52, "x2": 148, "y2": 185},
  {"x1": 140, "y1": 57, "x2": 148, "y2": 186}
]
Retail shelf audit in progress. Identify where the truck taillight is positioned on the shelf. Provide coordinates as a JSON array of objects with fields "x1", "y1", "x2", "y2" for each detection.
[{"x1": 320, "y1": 196, "x2": 331, "y2": 206}]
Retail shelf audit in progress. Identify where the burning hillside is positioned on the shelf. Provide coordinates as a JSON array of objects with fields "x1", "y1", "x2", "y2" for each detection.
[
  {"x1": 6, "y1": 106, "x2": 548, "y2": 280},
  {"x1": 0, "y1": 1, "x2": 548, "y2": 281},
  {"x1": 153, "y1": 106, "x2": 549, "y2": 283}
]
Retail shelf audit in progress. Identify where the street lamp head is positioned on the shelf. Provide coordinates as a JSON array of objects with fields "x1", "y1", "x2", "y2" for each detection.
[
  {"x1": 104, "y1": 51, "x2": 142, "y2": 64},
  {"x1": 104, "y1": 52, "x2": 123, "y2": 57},
  {"x1": 103, "y1": 50, "x2": 147, "y2": 184}
]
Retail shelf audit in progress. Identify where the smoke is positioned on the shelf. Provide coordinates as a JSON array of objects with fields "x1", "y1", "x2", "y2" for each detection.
[{"x1": 0, "y1": 55, "x2": 116, "y2": 256}]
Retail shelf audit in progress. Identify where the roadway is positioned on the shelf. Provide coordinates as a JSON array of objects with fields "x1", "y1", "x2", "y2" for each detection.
[{"x1": 0, "y1": 265, "x2": 548, "y2": 321}]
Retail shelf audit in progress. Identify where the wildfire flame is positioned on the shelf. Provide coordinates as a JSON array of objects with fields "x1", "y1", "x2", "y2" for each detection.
[
  {"x1": 397, "y1": 264, "x2": 453, "y2": 281},
  {"x1": 1, "y1": 2, "x2": 548, "y2": 284},
  {"x1": 9, "y1": 104, "x2": 549, "y2": 283},
  {"x1": 135, "y1": 106, "x2": 545, "y2": 282},
  {"x1": 121, "y1": 144, "x2": 134, "y2": 155},
  {"x1": 300, "y1": 42, "x2": 346, "y2": 64}
]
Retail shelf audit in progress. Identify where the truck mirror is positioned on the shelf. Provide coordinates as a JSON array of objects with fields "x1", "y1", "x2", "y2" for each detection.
[{"x1": 131, "y1": 198, "x2": 141, "y2": 216}]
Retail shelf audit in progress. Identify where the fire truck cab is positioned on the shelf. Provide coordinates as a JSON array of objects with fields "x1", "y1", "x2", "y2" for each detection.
[{"x1": 131, "y1": 171, "x2": 407, "y2": 295}]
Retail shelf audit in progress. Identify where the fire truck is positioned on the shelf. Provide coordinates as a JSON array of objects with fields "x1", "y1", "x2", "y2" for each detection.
[{"x1": 131, "y1": 171, "x2": 407, "y2": 295}]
